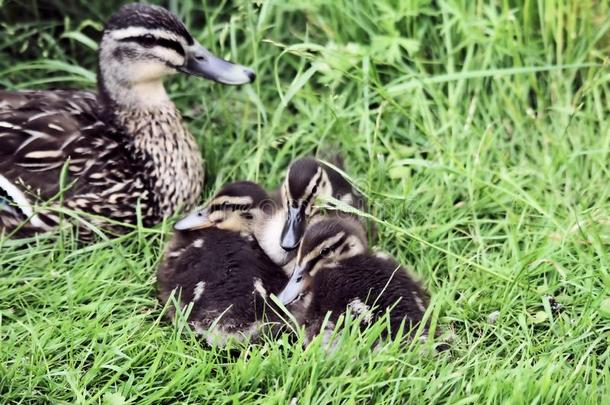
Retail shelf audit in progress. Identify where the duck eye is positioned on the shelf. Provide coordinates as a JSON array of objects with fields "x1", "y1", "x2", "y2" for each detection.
[
  {"x1": 320, "y1": 247, "x2": 332, "y2": 257},
  {"x1": 139, "y1": 33, "x2": 155, "y2": 47}
]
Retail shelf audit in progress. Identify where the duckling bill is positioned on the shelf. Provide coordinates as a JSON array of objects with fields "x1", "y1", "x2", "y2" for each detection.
[
  {"x1": 157, "y1": 181, "x2": 288, "y2": 346},
  {"x1": 279, "y1": 156, "x2": 370, "y2": 251},
  {"x1": 277, "y1": 217, "x2": 432, "y2": 344}
]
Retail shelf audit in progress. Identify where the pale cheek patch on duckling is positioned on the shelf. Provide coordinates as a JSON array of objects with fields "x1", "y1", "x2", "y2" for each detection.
[
  {"x1": 309, "y1": 260, "x2": 336, "y2": 277},
  {"x1": 240, "y1": 231, "x2": 254, "y2": 241},
  {"x1": 256, "y1": 210, "x2": 292, "y2": 268},
  {"x1": 192, "y1": 238, "x2": 204, "y2": 248},
  {"x1": 318, "y1": 171, "x2": 333, "y2": 197},
  {"x1": 214, "y1": 214, "x2": 246, "y2": 233},
  {"x1": 334, "y1": 235, "x2": 365, "y2": 261},
  {"x1": 340, "y1": 193, "x2": 354, "y2": 205},
  {"x1": 302, "y1": 169, "x2": 325, "y2": 215}
]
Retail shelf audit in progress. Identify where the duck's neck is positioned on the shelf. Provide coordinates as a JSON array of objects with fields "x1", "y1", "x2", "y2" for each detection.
[
  {"x1": 253, "y1": 210, "x2": 296, "y2": 271},
  {"x1": 114, "y1": 103, "x2": 204, "y2": 220},
  {"x1": 96, "y1": 56, "x2": 204, "y2": 219}
]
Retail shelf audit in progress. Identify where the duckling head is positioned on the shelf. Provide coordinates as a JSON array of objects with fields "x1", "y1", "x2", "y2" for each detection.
[
  {"x1": 277, "y1": 217, "x2": 367, "y2": 305},
  {"x1": 174, "y1": 181, "x2": 272, "y2": 234},
  {"x1": 98, "y1": 3, "x2": 255, "y2": 107},
  {"x1": 279, "y1": 157, "x2": 334, "y2": 251}
]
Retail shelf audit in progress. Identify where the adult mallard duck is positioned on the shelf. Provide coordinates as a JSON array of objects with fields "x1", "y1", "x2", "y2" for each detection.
[{"x1": 0, "y1": 3, "x2": 255, "y2": 239}]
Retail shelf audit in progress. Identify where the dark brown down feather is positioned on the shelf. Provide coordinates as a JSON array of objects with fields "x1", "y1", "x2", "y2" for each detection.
[{"x1": 157, "y1": 228, "x2": 288, "y2": 344}]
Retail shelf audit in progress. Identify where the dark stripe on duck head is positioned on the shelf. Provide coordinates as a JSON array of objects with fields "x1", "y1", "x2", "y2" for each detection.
[
  {"x1": 106, "y1": 4, "x2": 195, "y2": 45},
  {"x1": 117, "y1": 35, "x2": 185, "y2": 57},
  {"x1": 302, "y1": 173, "x2": 322, "y2": 206},
  {"x1": 208, "y1": 203, "x2": 252, "y2": 213}
]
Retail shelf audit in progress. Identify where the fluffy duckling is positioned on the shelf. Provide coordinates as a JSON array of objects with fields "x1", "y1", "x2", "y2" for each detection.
[
  {"x1": 177, "y1": 181, "x2": 297, "y2": 268},
  {"x1": 170, "y1": 156, "x2": 369, "y2": 265},
  {"x1": 279, "y1": 157, "x2": 369, "y2": 251},
  {"x1": 157, "y1": 181, "x2": 287, "y2": 346},
  {"x1": 277, "y1": 217, "x2": 431, "y2": 344}
]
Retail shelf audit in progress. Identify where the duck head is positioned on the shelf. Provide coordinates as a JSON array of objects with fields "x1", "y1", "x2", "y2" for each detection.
[
  {"x1": 279, "y1": 158, "x2": 334, "y2": 251},
  {"x1": 98, "y1": 3, "x2": 255, "y2": 107},
  {"x1": 174, "y1": 181, "x2": 272, "y2": 234},
  {"x1": 277, "y1": 217, "x2": 367, "y2": 306}
]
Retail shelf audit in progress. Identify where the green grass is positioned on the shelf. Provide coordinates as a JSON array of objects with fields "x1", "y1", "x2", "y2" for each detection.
[{"x1": 1, "y1": 0, "x2": 609, "y2": 403}]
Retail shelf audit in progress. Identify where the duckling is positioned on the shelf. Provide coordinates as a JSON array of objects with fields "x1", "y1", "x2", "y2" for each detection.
[
  {"x1": 0, "y1": 3, "x2": 255, "y2": 239},
  {"x1": 157, "y1": 181, "x2": 288, "y2": 346},
  {"x1": 172, "y1": 156, "x2": 369, "y2": 266},
  {"x1": 279, "y1": 156, "x2": 369, "y2": 251},
  {"x1": 277, "y1": 217, "x2": 431, "y2": 344},
  {"x1": 176, "y1": 181, "x2": 297, "y2": 268}
]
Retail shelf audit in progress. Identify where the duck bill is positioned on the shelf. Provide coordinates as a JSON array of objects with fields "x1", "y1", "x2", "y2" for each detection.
[
  {"x1": 280, "y1": 206, "x2": 305, "y2": 251},
  {"x1": 277, "y1": 265, "x2": 306, "y2": 305},
  {"x1": 174, "y1": 208, "x2": 212, "y2": 230},
  {"x1": 179, "y1": 43, "x2": 255, "y2": 85}
]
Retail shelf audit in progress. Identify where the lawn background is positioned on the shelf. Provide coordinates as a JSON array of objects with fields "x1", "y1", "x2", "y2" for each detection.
[{"x1": 1, "y1": 0, "x2": 609, "y2": 403}]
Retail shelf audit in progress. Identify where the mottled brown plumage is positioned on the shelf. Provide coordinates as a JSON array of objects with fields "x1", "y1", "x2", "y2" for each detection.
[{"x1": 0, "y1": 3, "x2": 254, "y2": 239}]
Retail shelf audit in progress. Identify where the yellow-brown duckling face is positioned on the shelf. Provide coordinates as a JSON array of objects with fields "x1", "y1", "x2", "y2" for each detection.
[
  {"x1": 174, "y1": 181, "x2": 269, "y2": 234},
  {"x1": 280, "y1": 157, "x2": 333, "y2": 251},
  {"x1": 277, "y1": 218, "x2": 367, "y2": 305}
]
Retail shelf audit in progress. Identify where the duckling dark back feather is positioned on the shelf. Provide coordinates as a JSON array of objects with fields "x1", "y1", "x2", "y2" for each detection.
[
  {"x1": 157, "y1": 228, "x2": 288, "y2": 345},
  {"x1": 307, "y1": 254, "x2": 430, "y2": 340},
  {"x1": 0, "y1": 90, "x2": 154, "y2": 237},
  {"x1": 281, "y1": 217, "x2": 430, "y2": 344}
]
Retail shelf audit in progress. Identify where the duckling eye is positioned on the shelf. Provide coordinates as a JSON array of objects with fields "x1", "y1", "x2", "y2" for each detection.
[
  {"x1": 139, "y1": 33, "x2": 156, "y2": 47},
  {"x1": 240, "y1": 212, "x2": 253, "y2": 220},
  {"x1": 320, "y1": 247, "x2": 332, "y2": 257}
]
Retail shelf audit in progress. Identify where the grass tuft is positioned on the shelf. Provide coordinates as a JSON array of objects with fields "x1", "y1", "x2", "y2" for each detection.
[{"x1": 1, "y1": 0, "x2": 609, "y2": 402}]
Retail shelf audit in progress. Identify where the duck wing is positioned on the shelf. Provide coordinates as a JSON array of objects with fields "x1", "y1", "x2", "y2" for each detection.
[
  {"x1": 0, "y1": 90, "x2": 148, "y2": 236},
  {"x1": 1, "y1": 90, "x2": 108, "y2": 199}
]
